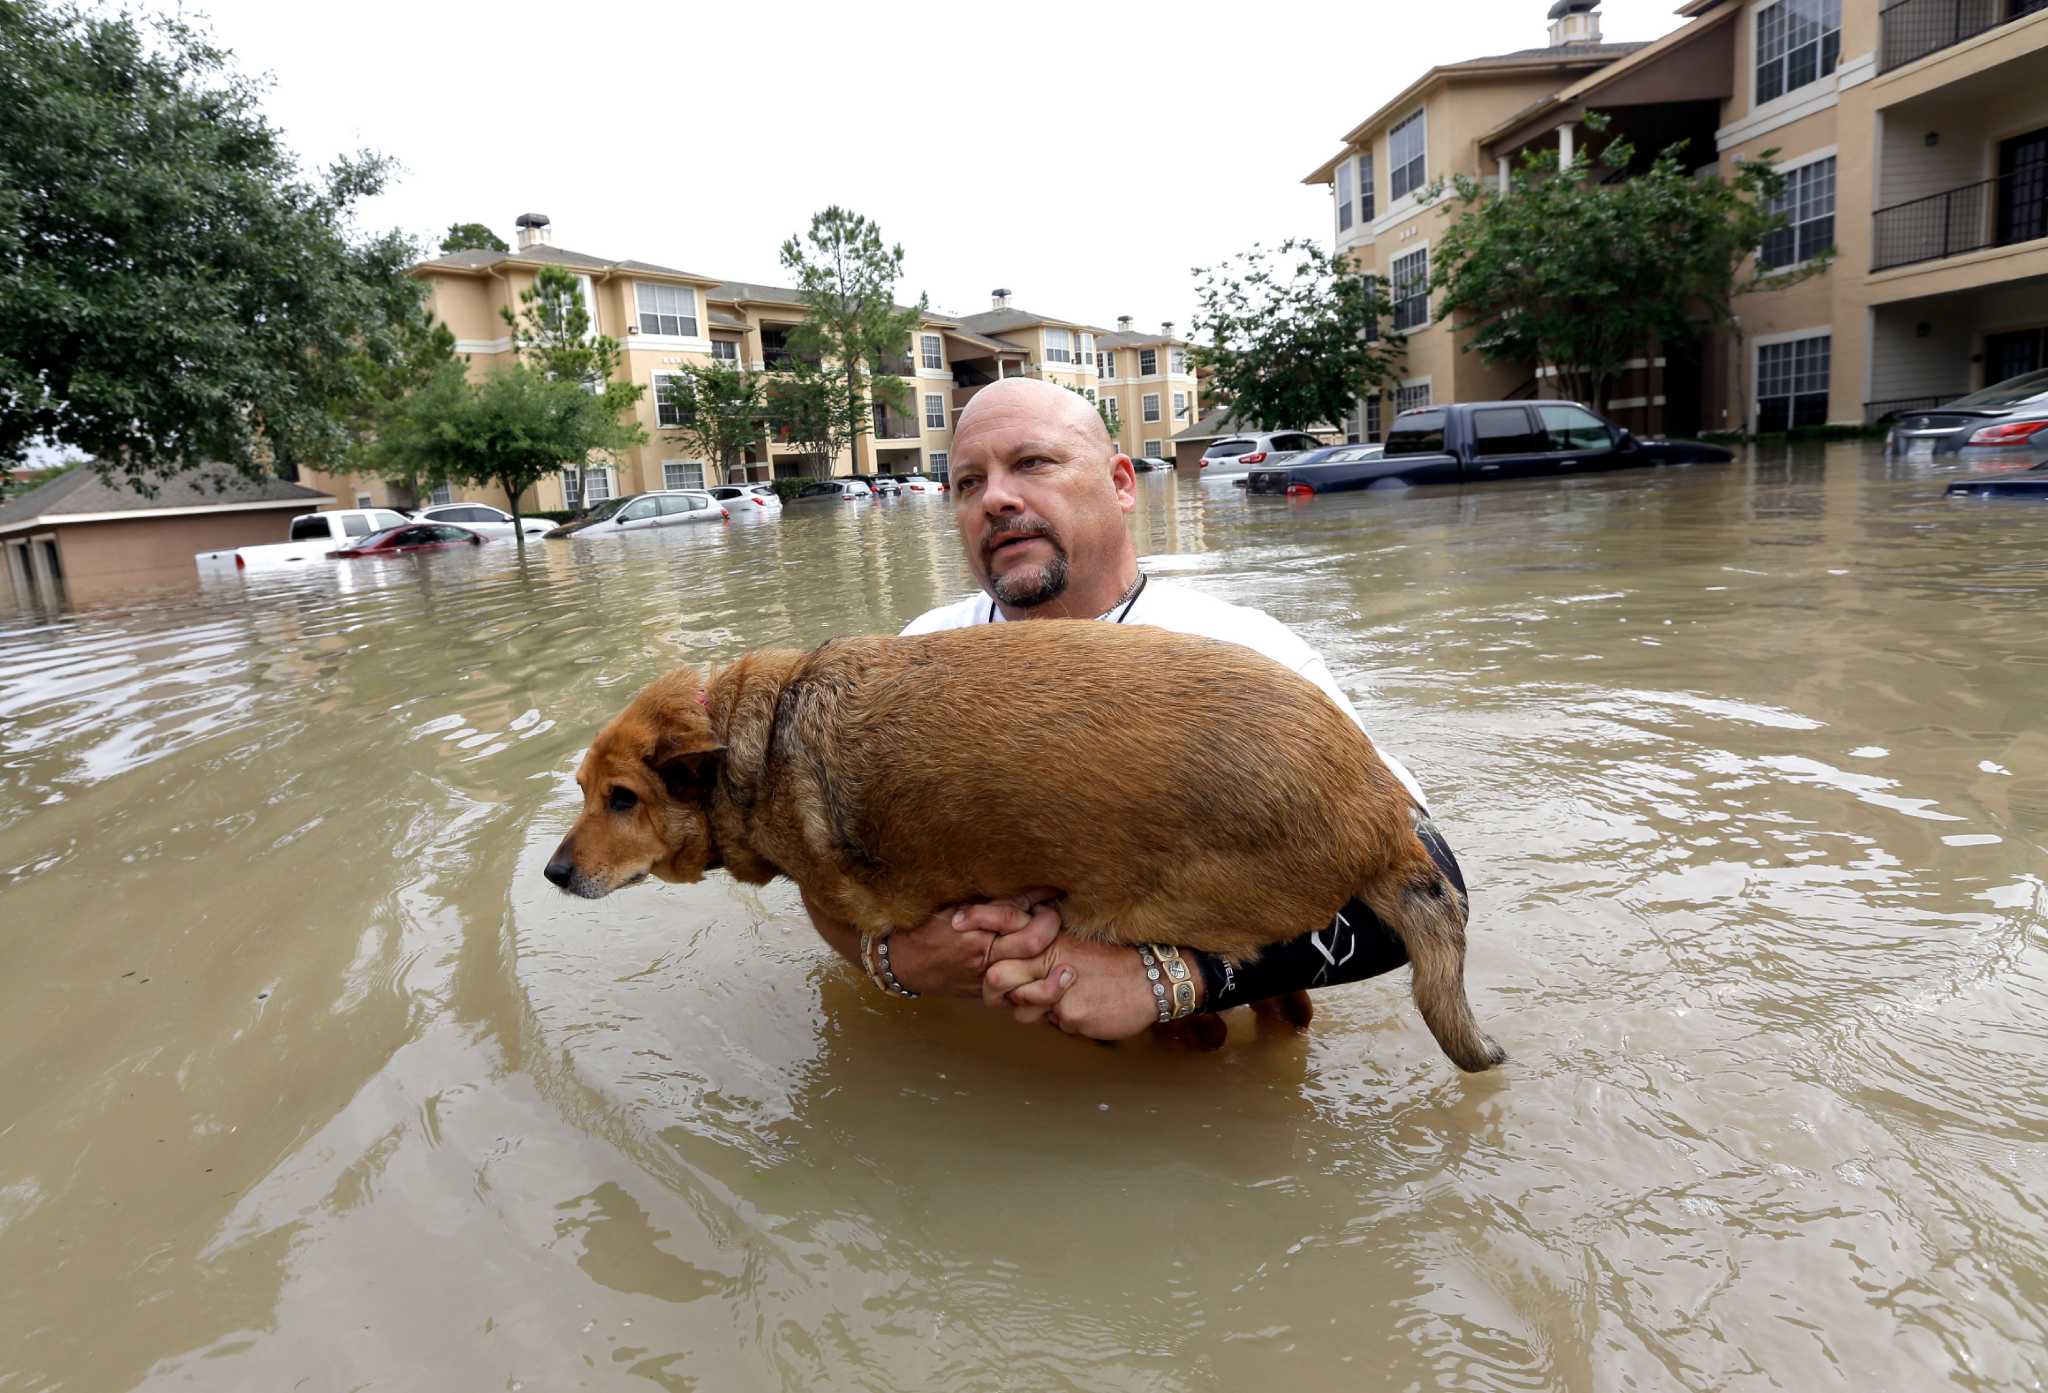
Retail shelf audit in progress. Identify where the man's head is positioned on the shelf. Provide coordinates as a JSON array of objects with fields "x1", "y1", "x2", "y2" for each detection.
[{"x1": 948, "y1": 378, "x2": 1138, "y2": 616}]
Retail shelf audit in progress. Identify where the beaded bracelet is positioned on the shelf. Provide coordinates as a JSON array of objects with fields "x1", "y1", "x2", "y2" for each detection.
[
  {"x1": 1139, "y1": 944, "x2": 1199, "y2": 1023},
  {"x1": 859, "y1": 931, "x2": 919, "y2": 999}
]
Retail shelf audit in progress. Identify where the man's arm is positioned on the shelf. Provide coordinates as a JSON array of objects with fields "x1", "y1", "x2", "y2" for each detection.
[{"x1": 801, "y1": 889, "x2": 1061, "y2": 999}]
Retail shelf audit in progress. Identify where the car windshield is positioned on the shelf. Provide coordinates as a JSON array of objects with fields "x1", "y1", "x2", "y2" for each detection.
[
  {"x1": 353, "y1": 526, "x2": 410, "y2": 549},
  {"x1": 1949, "y1": 368, "x2": 2048, "y2": 408},
  {"x1": 582, "y1": 497, "x2": 629, "y2": 521}
]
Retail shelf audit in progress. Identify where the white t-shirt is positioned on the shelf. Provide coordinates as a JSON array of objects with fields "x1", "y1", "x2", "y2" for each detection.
[{"x1": 901, "y1": 579, "x2": 1427, "y2": 809}]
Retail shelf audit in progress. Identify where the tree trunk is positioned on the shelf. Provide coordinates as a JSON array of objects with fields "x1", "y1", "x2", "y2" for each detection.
[{"x1": 504, "y1": 475, "x2": 527, "y2": 553}]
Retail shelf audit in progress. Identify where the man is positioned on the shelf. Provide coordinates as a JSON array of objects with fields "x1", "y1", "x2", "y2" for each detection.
[{"x1": 802, "y1": 378, "x2": 1457, "y2": 1038}]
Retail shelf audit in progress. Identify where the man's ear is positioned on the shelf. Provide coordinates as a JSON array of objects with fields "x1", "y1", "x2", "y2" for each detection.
[{"x1": 648, "y1": 739, "x2": 724, "y2": 800}]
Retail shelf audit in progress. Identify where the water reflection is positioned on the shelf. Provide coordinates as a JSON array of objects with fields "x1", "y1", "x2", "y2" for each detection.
[{"x1": 0, "y1": 446, "x2": 2044, "y2": 1392}]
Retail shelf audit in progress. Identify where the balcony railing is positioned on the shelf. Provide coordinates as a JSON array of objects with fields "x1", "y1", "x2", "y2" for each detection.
[
  {"x1": 875, "y1": 356, "x2": 914, "y2": 377},
  {"x1": 1870, "y1": 168, "x2": 2047, "y2": 270},
  {"x1": 872, "y1": 411, "x2": 921, "y2": 440},
  {"x1": 1880, "y1": 0, "x2": 2048, "y2": 72}
]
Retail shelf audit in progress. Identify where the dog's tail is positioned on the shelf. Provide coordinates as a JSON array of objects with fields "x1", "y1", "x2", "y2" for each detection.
[{"x1": 1355, "y1": 810, "x2": 1505, "y2": 1073}]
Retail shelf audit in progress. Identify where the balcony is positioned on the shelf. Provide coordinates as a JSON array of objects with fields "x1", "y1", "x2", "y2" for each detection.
[
  {"x1": 1871, "y1": 167, "x2": 2047, "y2": 270},
  {"x1": 872, "y1": 408, "x2": 921, "y2": 440},
  {"x1": 875, "y1": 354, "x2": 914, "y2": 377},
  {"x1": 1879, "y1": 0, "x2": 2048, "y2": 73}
]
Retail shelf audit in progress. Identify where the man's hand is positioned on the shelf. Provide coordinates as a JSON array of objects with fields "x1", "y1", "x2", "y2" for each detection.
[
  {"x1": 983, "y1": 923, "x2": 1205, "y2": 1040},
  {"x1": 802, "y1": 888, "x2": 1061, "y2": 1000}
]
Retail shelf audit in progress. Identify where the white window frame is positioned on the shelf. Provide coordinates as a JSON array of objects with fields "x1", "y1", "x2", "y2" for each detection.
[
  {"x1": 1173, "y1": 392, "x2": 1188, "y2": 420},
  {"x1": 1759, "y1": 147, "x2": 1837, "y2": 272},
  {"x1": 1098, "y1": 350, "x2": 1115, "y2": 378},
  {"x1": 1142, "y1": 393, "x2": 1162, "y2": 422},
  {"x1": 1102, "y1": 396, "x2": 1119, "y2": 424},
  {"x1": 1170, "y1": 348, "x2": 1188, "y2": 374},
  {"x1": 1337, "y1": 159, "x2": 1355, "y2": 233},
  {"x1": 1080, "y1": 332, "x2": 1097, "y2": 366},
  {"x1": 427, "y1": 483, "x2": 453, "y2": 507},
  {"x1": 652, "y1": 370, "x2": 693, "y2": 429},
  {"x1": 1143, "y1": 438, "x2": 1165, "y2": 459},
  {"x1": 1139, "y1": 348, "x2": 1159, "y2": 376},
  {"x1": 1364, "y1": 394, "x2": 1383, "y2": 442},
  {"x1": 710, "y1": 339, "x2": 739, "y2": 362},
  {"x1": 924, "y1": 393, "x2": 946, "y2": 429},
  {"x1": 1391, "y1": 245, "x2": 1430, "y2": 332},
  {"x1": 354, "y1": 492, "x2": 373, "y2": 509},
  {"x1": 1044, "y1": 327, "x2": 1074, "y2": 363},
  {"x1": 635, "y1": 281, "x2": 699, "y2": 338},
  {"x1": 662, "y1": 459, "x2": 706, "y2": 490},
  {"x1": 920, "y1": 334, "x2": 943, "y2": 370},
  {"x1": 575, "y1": 273, "x2": 601, "y2": 338},
  {"x1": 1389, "y1": 110, "x2": 1427, "y2": 202},
  {"x1": 584, "y1": 466, "x2": 615, "y2": 503},
  {"x1": 1754, "y1": 0, "x2": 1841, "y2": 107},
  {"x1": 1357, "y1": 151, "x2": 1376, "y2": 222},
  {"x1": 1396, "y1": 378, "x2": 1433, "y2": 414},
  {"x1": 1752, "y1": 327, "x2": 1832, "y2": 433},
  {"x1": 929, "y1": 451, "x2": 950, "y2": 477}
]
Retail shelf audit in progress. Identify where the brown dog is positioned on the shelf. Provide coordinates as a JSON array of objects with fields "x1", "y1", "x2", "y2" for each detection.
[{"x1": 546, "y1": 621, "x2": 1503, "y2": 1072}]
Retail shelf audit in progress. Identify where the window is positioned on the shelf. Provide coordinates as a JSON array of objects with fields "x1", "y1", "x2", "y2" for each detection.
[
  {"x1": 924, "y1": 394, "x2": 946, "y2": 429},
  {"x1": 562, "y1": 469, "x2": 581, "y2": 507},
  {"x1": 1364, "y1": 394, "x2": 1383, "y2": 442},
  {"x1": 1210, "y1": 439, "x2": 1255, "y2": 456},
  {"x1": 1144, "y1": 439, "x2": 1165, "y2": 459},
  {"x1": 663, "y1": 460, "x2": 705, "y2": 490},
  {"x1": 653, "y1": 372, "x2": 692, "y2": 428},
  {"x1": 1755, "y1": 0, "x2": 1840, "y2": 104},
  {"x1": 568, "y1": 467, "x2": 614, "y2": 504},
  {"x1": 619, "y1": 498, "x2": 661, "y2": 522},
  {"x1": 372, "y1": 510, "x2": 407, "y2": 530},
  {"x1": 1139, "y1": 348, "x2": 1159, "y2": 376},
  {"x1": 929, "y1": 451, "x2": 949, "y2": 479},
  {"x1": 1757, "y1": 334, "x2": 1831, "y2": 431},
  {"x1": 428, "y1": 483, "x2": 453, "y2": 506},
  {"x1": 1384, "y1": 408, "x2": 1446, "y2": 455},
  {"x1": 1391, "y1": 248, "x2": 1430, "y2": 331},
  {"x1": 1081, "y1": 332, "x2": 1096, "y2": 365},
  {"x1": 1170, "y1": 348, "x2": 1188, "y2": 374},
  {"x1": 921, "y1": 334, "x2": 943, "y2": 370},
  {"x1": 1358, "y1": 152, "x2": 1376, "y2": 221},
  {"x1": 576, "y1": 275, "x2": 600, "y2": 337},
  {"x1": 1396, "y1": 381, "x2": 1432, "y2": 413},
  {"x1": 1760, "y1": 156, "x2": 1835, "y2": 270},
  {"x1": 1099, "y1": 350, "x2": 1115, "y2": 378},
  {"x1": 1337, "y1": 159, "x2": 1355, "y2": 232},
  {"x1": 1143, "y1": 393, "x2": 1161, "y2": 422},
  {"x1": 1103, "y1": 397, "x2": 1119, "y2": 424},
  {"x1": 1044, "y1": 328, "x2": 1074, "y2": 363},
  {"x1": 1173, "y1": 392, "x2": 1188, "y2": 420},
  {"x1": 340, "y1": 514, "x2": 373, "y2": 537},
  {"x1": 659, "y1": 493, "x2": 707, "y2": 515},
  {"x1": 1537, "y1": 404, "x2": 1614, "y2": 451},
  {"x1": 1472, "y1": 409, "x2": 1545, "y2": 456},
  {"x1": 636, "y1": 282, "x2": 699, "y2": 337},
  {"x1": 354, "y1": 493, "x2": 372, "y2": 509},
  {"x1": 710, "y1": 340, "x2": 739, "y2": 362},
  {"x1": 1389, "y1": 111, "x2": 1426, "y2": 201}
]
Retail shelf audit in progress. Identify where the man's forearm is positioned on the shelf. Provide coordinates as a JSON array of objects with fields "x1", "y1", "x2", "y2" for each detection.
[
  {"x1": 1191, "y1": 896, "x2": 1409, "y2": 1010},
  {"x1": 802, "y1": 890, "x2": 865, "y2": 968}
]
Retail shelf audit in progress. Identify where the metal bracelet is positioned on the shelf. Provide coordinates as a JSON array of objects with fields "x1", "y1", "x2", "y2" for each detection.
[
  {"x1": 874, "y1": 934, "x2": 918, "y2": 999},
  {"x1": 1141, "y1": 944, "x2": 1199, "y2": 1022},
  {"x1": 1139, "y1": 945, "x2": 1171, "y2": 1024}
]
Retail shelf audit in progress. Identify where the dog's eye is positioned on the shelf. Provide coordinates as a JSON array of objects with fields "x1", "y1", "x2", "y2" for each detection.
[{"x1": 607, "y1": 786, "x2": 639, "y2": 813}]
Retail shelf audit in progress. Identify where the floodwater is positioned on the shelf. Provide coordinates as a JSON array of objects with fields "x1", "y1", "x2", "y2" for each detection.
[{"x1": 2, "y1": 445, "x2": 2044, "y2": 1393}]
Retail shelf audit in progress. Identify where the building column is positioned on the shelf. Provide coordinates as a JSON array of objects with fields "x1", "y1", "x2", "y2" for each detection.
[
  {"x1": 1558, "y1": 122, "x2": 1574, "y2": 168},
  {"x1": 1498, "y1": 156, "x2": 1511, "y2": 194}
]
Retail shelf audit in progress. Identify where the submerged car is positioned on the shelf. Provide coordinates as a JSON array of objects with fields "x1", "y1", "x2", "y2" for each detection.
[
  {"x1": 328, "y1": 523, "x2": 486, "y2": 559},
  {"x1": 787, "y1": 479, "x2": 873, "y2": 504},
  {"x1": 555, "y1": 491, "x2": 728, "y2": 537},
  {"x1": 1887, "y1": 368, "x2": 2048, "y2": 469},
  {"x1": 543, "y1": 496, "x2": 632, "y2": 538},
  {"x1": 710, "y1": 484, "x2": 781, "y2": 513},
  {"x1": 412, "y1": 502, "x2": 552, "y2": 539}
]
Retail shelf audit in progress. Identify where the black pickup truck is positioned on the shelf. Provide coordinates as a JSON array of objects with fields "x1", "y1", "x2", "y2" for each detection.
[{"x1": 1245, "y1": 401, "x2": 1732, "y2": 496}]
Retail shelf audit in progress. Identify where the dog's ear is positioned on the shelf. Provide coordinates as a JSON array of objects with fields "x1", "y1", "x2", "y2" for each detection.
[{"x1": 648, "y1": 736, "x2": 724, "y2": 801}]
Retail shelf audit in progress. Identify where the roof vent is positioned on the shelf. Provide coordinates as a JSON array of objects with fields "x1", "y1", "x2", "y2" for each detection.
[
  {"x1": 1117, "y1": 315, "x2": 1133, "y2": 331},
  {"x1": 991, "y1": 287, "x2": 1012, "y2": 309},
  {"x1": 514, "y1": 212, "x2": 553, "y2": 249},
  {"x1": 1547, "y1": 0, "x2": 1601, "y2": 46}
]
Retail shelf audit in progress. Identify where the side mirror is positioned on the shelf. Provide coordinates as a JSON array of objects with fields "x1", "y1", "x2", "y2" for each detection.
[
  {"x1": 1614, "y1": 427, "x2": 1635, "y2": 451},
  {"x1": 469, "y1": 535, "x2": 483, "y2": 545}
]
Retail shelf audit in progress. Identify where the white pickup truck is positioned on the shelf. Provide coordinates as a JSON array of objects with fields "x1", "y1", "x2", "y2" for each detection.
[{"x1": 195, "y1": 508, "x2": 412, "y2": 572}]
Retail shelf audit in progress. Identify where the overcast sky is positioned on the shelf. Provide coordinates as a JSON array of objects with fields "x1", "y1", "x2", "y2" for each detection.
[{"x1": 179, "y1": 0, "x2": 1685, "y2": 329}]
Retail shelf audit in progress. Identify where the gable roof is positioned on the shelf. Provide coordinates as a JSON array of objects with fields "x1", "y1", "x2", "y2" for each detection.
[
  {"x1": 954, "y1": 306, "x2": 1086, "y2": 335},
  {"x1": 1098, "y1": 330, "x2": 1182, "y2": 350},
  {"x1": 0, "y1": 467, "x2": 333, "y2": 536},
  {"x1": 413, "y1": 244, "x2": 719, "y2": 285}
]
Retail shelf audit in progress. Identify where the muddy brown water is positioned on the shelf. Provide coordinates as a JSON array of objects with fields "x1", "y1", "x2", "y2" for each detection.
[{"x1": 2, "y1": 445, "x2": 2044, "y2": 1392}]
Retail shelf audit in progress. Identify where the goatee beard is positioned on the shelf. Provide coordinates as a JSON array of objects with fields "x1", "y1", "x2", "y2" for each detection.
[{"x1": 991, "y1": 551, "x2": 1070, "y2": 608}]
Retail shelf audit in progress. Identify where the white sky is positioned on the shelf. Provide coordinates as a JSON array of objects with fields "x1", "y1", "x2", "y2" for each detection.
[{"x1": 179, "y1": 0, "x2": 1685, "y2": 329}]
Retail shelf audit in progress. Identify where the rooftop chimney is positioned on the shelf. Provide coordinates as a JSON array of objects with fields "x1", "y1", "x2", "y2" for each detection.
[
  {"x1": 1547, "y1": 0, "x2": 1601, "y2": 46},
  {"x1": 991, "y1": 287, "x2": 1012, "y2": 309},
  {"x1": 1161, "y1": 320, "x2": 1175, "y2": 339},
  {"x1": 514, "y1": 212, "x2": 553, "y2": 249},
  {"x1": 1116, "y1": 315, "x2": 1133, "y2": 331}
]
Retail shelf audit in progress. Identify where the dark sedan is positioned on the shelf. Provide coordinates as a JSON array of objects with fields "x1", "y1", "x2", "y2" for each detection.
[
  {"x1": 1887, "y1": 368, "x2": 2048, "y2": 469},
  {"x1": 328, "y1": 523, "x2": 486, "y2": 558}
]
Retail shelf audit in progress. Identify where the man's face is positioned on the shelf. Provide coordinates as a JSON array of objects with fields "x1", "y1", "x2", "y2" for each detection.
[{"x1": 949, "y1": 389, "x2": 1137, "y2": 610}]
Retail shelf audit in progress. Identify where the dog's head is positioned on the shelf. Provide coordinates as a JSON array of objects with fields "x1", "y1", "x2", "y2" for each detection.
[{"x1": 545, "y1": 669, "x2": 725, "y2": 899}]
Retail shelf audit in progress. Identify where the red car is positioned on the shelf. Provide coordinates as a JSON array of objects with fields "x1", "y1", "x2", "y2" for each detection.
[{"x1": 328, "y1": 523, "x2": 487, "y2": 559}]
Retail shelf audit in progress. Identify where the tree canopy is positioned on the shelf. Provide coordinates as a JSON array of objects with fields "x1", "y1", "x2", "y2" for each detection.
[
  {"x1": 439, "y1": 222, "x2": 508, "y2": 254},
  {"x1": 1190, "y1": 239, "x2": 1404, "y2": 433},
  {"x1": 779, "y1": 207, "x2": 925, "y2": 472},
  {"x1": 660, "y1": 363, "x2": 764, "y2": 485},
  {"x1": 1430, "y1": 117, "x2": 1799, "y2": 412},
  {"x1": 0, "y1": 0, "x2": 429, "y2": 492}
]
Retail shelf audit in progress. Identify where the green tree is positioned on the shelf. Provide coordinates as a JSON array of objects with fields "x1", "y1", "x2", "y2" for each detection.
[
  {"x1": 763, "y1": 362, "x2": 853, "y2": 476},
  {"x1": 0, "y1": 0, "x2": 428, "y2": 492},
  {"x1": 660, "y1": 363, "x2": 765, "y2": 485},
  {"x1": 1063, "y1": 382, "x2": 1116, "y2": 436},
  {"x1": 370, "y1": 265, "x2": 644, "y2": 547},
  {"x1": 1190, "y1": 239, "x2": 1404, "y2": 433},
  {"x1": 779, "y1": 207, "x2": 926, "y2": 473},
  {"x1": 440, "y1": 222, "x2": 509, "y2": 253},
  {"x1": 1430, "y1": 117, "x2": 1801, "y2": 413}
]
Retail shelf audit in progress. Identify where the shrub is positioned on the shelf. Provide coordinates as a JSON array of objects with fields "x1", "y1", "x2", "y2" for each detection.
[{"x1": 770, "y1": 476, "x2": 815, "y2": 504}]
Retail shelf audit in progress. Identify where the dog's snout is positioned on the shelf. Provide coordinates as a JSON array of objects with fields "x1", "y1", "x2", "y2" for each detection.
[{"x1": 544, "y1": 845, "x2": 575, "y2": 889}]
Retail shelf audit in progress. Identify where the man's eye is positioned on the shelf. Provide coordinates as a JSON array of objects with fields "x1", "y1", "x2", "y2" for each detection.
[
  {"x1": 608, "y1": 787, "x2": 639, "y2": 813},
  {"x1": 956, "y1": 477, "x2": 981, "y2": 494}
]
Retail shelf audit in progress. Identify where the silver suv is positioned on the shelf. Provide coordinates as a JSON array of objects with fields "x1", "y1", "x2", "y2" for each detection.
[{"x1": 1199, "y1": 431, "x2": 1327, "y2": 473}]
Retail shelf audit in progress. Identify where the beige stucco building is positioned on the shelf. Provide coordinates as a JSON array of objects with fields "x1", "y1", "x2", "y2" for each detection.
[{"x1": 1306, "y1": 0, "x2": 2048, "y2": 437}]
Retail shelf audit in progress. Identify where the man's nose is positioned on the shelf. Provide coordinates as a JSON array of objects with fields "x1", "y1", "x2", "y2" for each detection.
[
  {"x1": 979, "y1": 469, "x2": 1024, "y2": 514},
  {"x1": 544, "y1": 843, "x2": 575, "y2": 888}
]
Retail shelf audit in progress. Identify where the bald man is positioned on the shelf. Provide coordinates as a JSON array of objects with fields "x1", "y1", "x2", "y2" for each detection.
[{"x1": 803, "y1": 378, "x2": 1457, "y2": 1038}]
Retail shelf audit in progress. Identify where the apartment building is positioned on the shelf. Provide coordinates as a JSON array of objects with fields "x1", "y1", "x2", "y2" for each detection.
[{"x1": 1307, "y1": 0, "x2": 2048, "y2": 436}]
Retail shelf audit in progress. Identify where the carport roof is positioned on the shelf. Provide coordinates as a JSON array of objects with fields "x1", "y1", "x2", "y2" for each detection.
[{"x1": 0, "y1": 467, "x2": 333, "y2": 536}]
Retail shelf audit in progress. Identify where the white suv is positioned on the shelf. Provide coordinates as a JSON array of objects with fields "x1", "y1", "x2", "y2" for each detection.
[
  {"x1": 413, "y1": 502, "x2": 553, "y2": 538},
  {"x1": 1199, "y1": 431, "x2": 1326, "y2": 474}
]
